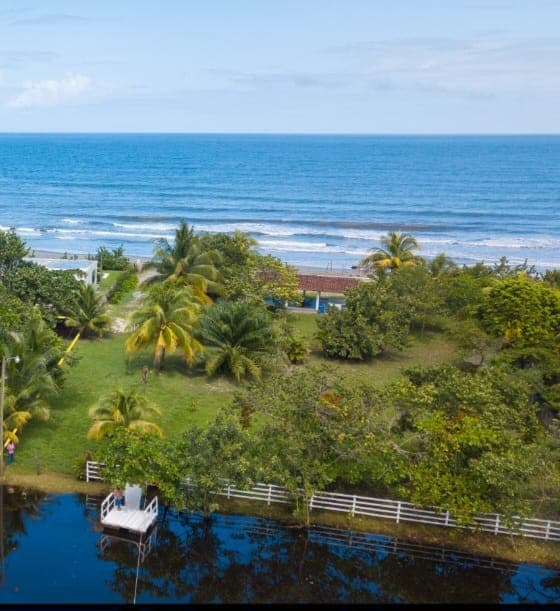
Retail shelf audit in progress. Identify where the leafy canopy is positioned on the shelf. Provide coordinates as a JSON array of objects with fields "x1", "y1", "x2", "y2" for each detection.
[
  {"x1": 125, "y1": 283, "x2": 204, "y2": 369},
  {"x1": 87, "y1": 388, "x2": 164, "y2": 440},
  {"x1": 196, "y1": 300, "x2": 276, "y2": 382}
]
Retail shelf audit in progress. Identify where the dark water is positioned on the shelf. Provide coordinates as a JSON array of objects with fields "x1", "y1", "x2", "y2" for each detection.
[
  {"x1": 0, "y1": 488, "x2": 558, "y2": 604},
  {"x1": 0, "y1": 134, "x2": 559, "y2": 270}
]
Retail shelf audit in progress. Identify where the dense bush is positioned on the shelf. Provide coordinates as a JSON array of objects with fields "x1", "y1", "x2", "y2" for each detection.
[
  {"x1": 316, "y1": 281, "x2": 411, "y2": 360},
  {"x1": 107, "y1": 270, "x2": 139, "y2": 304},
  {"x1": 96, "y1": 245, "x2": 132, "y2": 271},
  {"x1": 478, "y1": 276, "x2": 560, "y2": 347},
  {"x1": 316, "y1": 309, "x2": 383, "y2": 360}
]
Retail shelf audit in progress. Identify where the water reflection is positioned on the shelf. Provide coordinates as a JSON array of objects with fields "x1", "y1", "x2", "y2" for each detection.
[
  {"x1": 0, "y1": 486, "x2": 46, "y2": 587},
  {"x1": 0, "y1": 485, "x2": 557, "y2": 604}
]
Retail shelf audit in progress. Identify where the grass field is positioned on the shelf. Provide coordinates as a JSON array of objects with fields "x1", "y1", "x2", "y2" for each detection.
[
  {"x1": 289, "y1": 311, "x2": 460, "y2": 385},
  {"x1": 12, "y1": 332, "x2": 237, "y2": 475},
  {"x1": 9, "y1": 309, "x2": 459, "y2": 478}
]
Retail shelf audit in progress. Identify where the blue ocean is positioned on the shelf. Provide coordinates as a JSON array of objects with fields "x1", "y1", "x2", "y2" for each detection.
[{"x1": 0, "y1": 134, "x2": 559, "y2": 271}]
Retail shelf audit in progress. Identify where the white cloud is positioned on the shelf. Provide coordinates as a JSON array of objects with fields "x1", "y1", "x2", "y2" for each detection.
[
  {"x1": 7, "y1": 72, "x2": 91, "y2": 109},
  {"x1": 11, "y1": 13, "x2": 91, "y2": 26},
  {"x1": 328, "y1": 36, "x2": 560, "y2": 98}
]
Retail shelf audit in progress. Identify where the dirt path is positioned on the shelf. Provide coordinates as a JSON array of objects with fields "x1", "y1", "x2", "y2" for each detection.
[{"x1": 108, "y1": 269, "x2": 158, "y2": 333}]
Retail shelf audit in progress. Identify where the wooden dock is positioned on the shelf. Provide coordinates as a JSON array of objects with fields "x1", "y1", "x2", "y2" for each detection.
[{"x1": 100, "y1": 488, "x2": 158, "y2": 534}]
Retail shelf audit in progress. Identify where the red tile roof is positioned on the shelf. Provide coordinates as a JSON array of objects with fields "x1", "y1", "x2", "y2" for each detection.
[{"x1": 297, "y1": 274, "x2": 362, "y2": 293}]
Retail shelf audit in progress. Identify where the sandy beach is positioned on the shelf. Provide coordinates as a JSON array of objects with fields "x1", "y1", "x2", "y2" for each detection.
[{"x1": 29, "y1": 248, "x2": 367, "y2": 279}]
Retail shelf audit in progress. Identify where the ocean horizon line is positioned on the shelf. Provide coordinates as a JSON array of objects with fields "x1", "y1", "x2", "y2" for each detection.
[{"x1": 1, "y1": 131, "x2": 560, "y2": 137}]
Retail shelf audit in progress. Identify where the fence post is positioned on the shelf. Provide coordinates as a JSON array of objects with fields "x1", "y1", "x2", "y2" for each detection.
[
  {"x1": 494, "y1": 514, "x2": 500, "y2": 535},
  {"x1": 396, "y1": 501, "x2": 401, "y2": 524},
  {"x1": 86, "y1": 461, "x2": 90, "y2": 483},
  {"x1": 227, "y1": 484, "x2": 231, "y2": 500},
  {"x1": 309, "y1": 494, "x2": 315, "y2": 512},
  {"x1": 351, "y1": 495, "x2": 357, "y2": 518},
  {"x1": 445, "y1": 510, "x2": 450, "y2": 527},
  {"x1": 267, "y1": 484, "x2": 272, "y2": 506},
  {"x1": 545, "y1": 521, "x2": 551, "y2": 541}
]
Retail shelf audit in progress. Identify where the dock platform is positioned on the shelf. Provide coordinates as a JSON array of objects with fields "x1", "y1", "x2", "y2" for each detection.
[{"x1": 100, "y1": 486, "x2": 158, "y2": 534}]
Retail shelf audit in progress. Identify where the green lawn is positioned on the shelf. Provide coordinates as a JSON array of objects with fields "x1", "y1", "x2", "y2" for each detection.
[
  {"x1": 289, "y1": 311, "x2": 460, "y2": 386},
  {"x1": 10, "y1": 310, "x2": 459, "y2": 477},
  {"x1": 99, "y1": 269, "x2": 121, "y2": 291},
  {"x1": 12, "y1": 332, "x2": 237, "y2": 476}
]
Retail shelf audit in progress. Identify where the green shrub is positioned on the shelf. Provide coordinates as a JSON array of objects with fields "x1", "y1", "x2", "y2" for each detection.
[
  {"x1": 107, "y1": 270, "x2": 139, "y2": 304},
  {"x1": 285, "y1": 334, "x2": 310, "y2": 364},
  {"x1": 97, "y1": 245, "x2": 132, "y2": 272}
]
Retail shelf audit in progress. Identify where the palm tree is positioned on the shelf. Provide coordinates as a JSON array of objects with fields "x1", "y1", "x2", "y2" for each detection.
[
  {"x1": 87, "y1": 388, "x2": 163, "y2": 440},
  {"x1": 59, "y1": 283, "x2": 110, "y2": 365},
  {"x1": 125, "y1": 283, "x2": 204, "y2": 369},
  {"x1": 144, "y1": 221, "x2": 223, "y2": 303},
  {"x1": 359, "y1": 231, "x2": 420, "y2": 274},
  {"x1": 196, "y1": 300, "x2": 276, "y2": 382},
  {"x1": 427, "y1": 252, "x2": 458, "y2": 279},
  {"x1": 1, "y1": 316, "x2": 63, "y2": 439}
]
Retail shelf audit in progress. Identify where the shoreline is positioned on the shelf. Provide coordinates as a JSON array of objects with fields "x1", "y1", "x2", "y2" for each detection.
[
  {"x1": 3, "y1": 470, "x2": 559, "y2": 570},
  {"x1": 29, "y1": 248, "x2": 368, "y2": 278}
]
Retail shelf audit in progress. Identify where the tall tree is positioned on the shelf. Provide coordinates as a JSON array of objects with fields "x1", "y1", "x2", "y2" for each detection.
[
  {"x1": 478, "y1": 275, "x2": 560, "y2": 348},
  {"x1": 59, "y1": 283, "x2": 110, "y2": 364},
  {"x1": 0, "y1": 229, "x2": 29, "y2": 290},
  {"x1": 201, "y1": 231, "x2": 301, "y2": 305},
  {"x1": 1, "y1": 315, "x2": 63, "y2": 440},
  {"x1": 395, "y1": 364, "x2": 546, "y2": 521},
  {"x1": 196, "y1": 300, "x2": 276, "y2": 382},
  {"x1": 316, "y1": 280, "x2": 411, "y2": 360},
  {"x1": 125, "y1": 283, "x2": 203, "y2": 369},
  {"x1": 174, "y1": 412, "x2": 257, "y2": 515},
  {"x1": 144, "y1": 221, "x2": 223, "y2": 303},
  {"x1": 8, "y1": 263, "x2": 82, "y2": 328},
  {"x1": 359, "y1": 231, "x2": 420, "y2": 274},
  {"x1": 87, "y1": 388, "x2": 163, "y2": 440},
  {"x1": 234, "y1": 365, "x2": 380, "y2": 524},
  {"x1": 427, "y1": 252, "x2": 457, "y2": 279}
]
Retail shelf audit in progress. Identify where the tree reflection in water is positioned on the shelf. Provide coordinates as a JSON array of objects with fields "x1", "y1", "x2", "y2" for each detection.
[
  {"x1": 0, "y1": 489, "x2": 555, "y2": 603},
  {"x1": 0, "y1": 485, "x2": 46, "y2": 583},
  {"x1": 93, "y1": 504, "x2": 558, "y2": 605}
]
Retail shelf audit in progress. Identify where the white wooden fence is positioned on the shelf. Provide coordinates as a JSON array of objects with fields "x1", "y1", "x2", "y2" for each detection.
[
  {"x1": 86, "y1": 461, "x2": 560, "y2": 543},
  {"x1": 86, "y1": 460, "x2": 105, "y2": 482}
]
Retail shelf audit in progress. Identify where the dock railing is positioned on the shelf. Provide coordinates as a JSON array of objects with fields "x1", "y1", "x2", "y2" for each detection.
[
  {"x1": 86, "y1": 461, "x2": 560, "y2": 543},
  {"x1": 100, "y1": 491, "x2": 115, "y2": 522},
  {"x1": 144, "y1": 495, "x2": 159, "y2": 520}
]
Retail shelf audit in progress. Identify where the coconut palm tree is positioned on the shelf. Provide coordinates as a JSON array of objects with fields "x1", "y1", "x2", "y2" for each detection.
[
  {"x1": 87, "y1": 388, "x2": 163, "y2": 440},
  {"x1": 125, "y1": 283, "x2": 204, "y2": 369},
  {"x1": 1, "y1": 316, "x2": 63, "y2": 440},
  {"x1": 59, "y1": 283, "x2": 111, "y2": 365},
  {"x1": 144, "y1": 221, "x2": 223, "y2": 303},
  {"x1": 359, "y1": 231, "x2": 420, "y2": 274},
  {"x1": 196, "y1": 300, "x2": 276, "y2": 382},
  {"x1": 427, "y1": 252, "x2": 458, "y2": 279}
]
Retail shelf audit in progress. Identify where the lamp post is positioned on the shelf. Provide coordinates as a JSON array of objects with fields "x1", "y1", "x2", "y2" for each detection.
[{"x1": 0, "y1": 355, "x2": 20, "y2": 478}]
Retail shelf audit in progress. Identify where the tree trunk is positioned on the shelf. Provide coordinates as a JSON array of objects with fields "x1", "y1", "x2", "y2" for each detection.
[{"x1": 57, "y1": 330, "x2": 81, "y2": 366}]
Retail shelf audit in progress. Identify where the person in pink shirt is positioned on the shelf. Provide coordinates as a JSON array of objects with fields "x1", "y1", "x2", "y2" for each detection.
[{"x1": 6, "y1": 441, "x2": 15, "y2": 464}]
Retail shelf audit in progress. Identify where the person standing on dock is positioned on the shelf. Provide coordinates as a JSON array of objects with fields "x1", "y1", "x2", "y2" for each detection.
[{"x1": 114, "y1": 486, "x2": 124, "y2": 510}]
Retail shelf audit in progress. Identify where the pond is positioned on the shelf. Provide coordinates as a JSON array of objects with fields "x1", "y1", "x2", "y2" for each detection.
[{"x1": 0, "y1": 486, "x2": 558, "y2": 604}]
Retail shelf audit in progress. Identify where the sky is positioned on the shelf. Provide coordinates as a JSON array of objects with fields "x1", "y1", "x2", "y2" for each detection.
[{"x1": 0, "y1": 0, "x2": 559, "y2": 133}]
